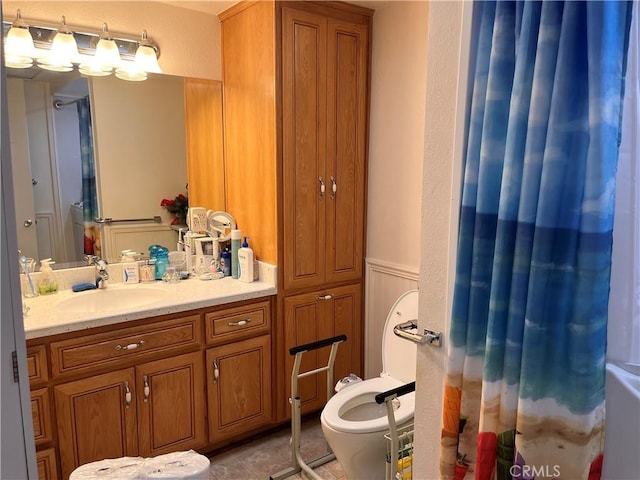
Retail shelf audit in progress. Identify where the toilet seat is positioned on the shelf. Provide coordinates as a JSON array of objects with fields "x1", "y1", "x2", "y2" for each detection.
[{"x1": 321, "y1": 375, "x2": 415, "y2": 434}]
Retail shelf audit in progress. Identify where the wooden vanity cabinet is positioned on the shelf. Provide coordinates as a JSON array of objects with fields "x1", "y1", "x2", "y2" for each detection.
[
  {"x1": 204, "y1": 300, "x2": 272, "y2": 444},
  {"x1": 27, "y1": 297, "x2": 276, "y2": 479}
]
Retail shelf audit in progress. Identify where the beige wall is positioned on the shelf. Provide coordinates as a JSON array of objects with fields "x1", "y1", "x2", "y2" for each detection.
[
  {"x1": 3, "y1": 1, "x2": 222, "y2": 79},
  {"x1": 366, "y1": 0, "x2": 427, "y2": 269}
]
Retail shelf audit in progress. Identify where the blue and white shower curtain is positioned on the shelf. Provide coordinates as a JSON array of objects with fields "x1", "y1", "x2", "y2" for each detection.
[
  {"x1": 440, "y1": 2, "x2": 633, "y2": 479},
  {"x1": 77, "y1": 96, "x2": 101, "y2": 257}
]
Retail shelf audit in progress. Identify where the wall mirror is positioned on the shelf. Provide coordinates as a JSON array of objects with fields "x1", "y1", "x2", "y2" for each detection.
[{"x1": 7, "y1": 67, "x2": 224, "y2": 268}]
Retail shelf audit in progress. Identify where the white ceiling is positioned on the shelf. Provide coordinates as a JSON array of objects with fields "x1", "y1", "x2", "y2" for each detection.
[{"x1": 156, "y1": 0, "x2": 393, "y2": 17}]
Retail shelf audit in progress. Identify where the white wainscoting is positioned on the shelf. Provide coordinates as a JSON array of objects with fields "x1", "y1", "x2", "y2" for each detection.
[
  {"x1": 101, "y1": 223, "x2": 179, "y2": 262},
  {"x1": 364, "y1": 258, "x2": 419, "y2": 378}
]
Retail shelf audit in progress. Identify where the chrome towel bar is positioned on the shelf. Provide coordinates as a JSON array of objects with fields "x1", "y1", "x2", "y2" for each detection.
[
  {"x1": 393, "y1": 320, "x2": 442, "y2": 347},
  {"x1": 95, "y1": 216, "x2": 162, "y2": 224}
]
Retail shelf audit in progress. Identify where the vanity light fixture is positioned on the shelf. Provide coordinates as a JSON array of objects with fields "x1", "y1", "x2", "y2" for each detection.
[
  {"x1": 4, "y1": 10, "x2": 35, "y2": 68},
  {"x1": 2, "y1": 11, "x2": 161, "y2": 81}
]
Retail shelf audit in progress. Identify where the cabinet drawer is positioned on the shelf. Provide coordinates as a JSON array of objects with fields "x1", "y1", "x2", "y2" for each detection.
[
  {"x1": 50, "y1": 314, "x2": 202, "y2": 376},
  {"x1": 205, "y1": 300, "x2": 270, "y2": 345},
  {"x1": 31, "y1": 387, "x2": 53, "y2": 446},
  {"x1": 27, "y1": 345, "x2": 48, "y2": 386},
  {"x1": 36, "y1": 448, "x2": 58, "y2": 480}
]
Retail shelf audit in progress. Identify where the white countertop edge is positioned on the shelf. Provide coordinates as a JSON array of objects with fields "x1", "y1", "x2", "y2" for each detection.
[{"x1": 23, "y1": 273, "x2": 277, "y2": 340}]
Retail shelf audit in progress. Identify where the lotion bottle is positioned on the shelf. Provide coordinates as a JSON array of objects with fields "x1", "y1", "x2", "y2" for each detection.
[
  {"x1": 238, "y1": 237, "x2": 255, "y2": 283},
  {"x1": 122, "y1": 251, "x2": 140, "y2": 284}
]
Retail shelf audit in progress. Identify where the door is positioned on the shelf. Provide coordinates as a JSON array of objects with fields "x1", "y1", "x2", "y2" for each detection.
[
  {"x1": 325, "y1": 19, "x2": 368, "y2": 286},
  {"x1": 206, "y1": 336, "x2": 272, "y2": 442},
  {"x1": 284, "y1": 284, "x2": 362, "y2": 414},
  {"x1": 136, "y1": 351, "x2": 206, "y2": 457},
  {"x1": 54, "y1": 368, "x2": 138, "y2": 479},
  {"x1": 6, "y1": 78, "x2": 39, "y2": 259},
  {"x1": 282, "y1": 7, "x2": 328, "y2": 291}
]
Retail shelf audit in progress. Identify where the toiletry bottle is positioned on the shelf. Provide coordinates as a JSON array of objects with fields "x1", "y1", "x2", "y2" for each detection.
[
  {"x1": 122, "y1": 251, "x2": 140, "y2": 284},
  {"x1": 37, "y1": 258, "x2": 58, "y2": 295},
  {"x1": 238, "y1": 237, "x2": 255, "y2": 283},
  {"x1": 221, "y1": 248, "x2": 231, "y2": 277},
  {"x1": 231, "y1": 229, "x2": 241, "y2": 279},
  {"x1": 155, "y1": 248, "x2": 169, "y2": 280}
]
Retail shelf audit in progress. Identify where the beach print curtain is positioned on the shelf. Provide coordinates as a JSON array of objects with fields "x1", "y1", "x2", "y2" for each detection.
[
  {"x1": 440, "y1": 2, "x2": 633, "y2": 479},
  {"x1": 77, "y1": 96, "x2": 101, "y2": 257}
]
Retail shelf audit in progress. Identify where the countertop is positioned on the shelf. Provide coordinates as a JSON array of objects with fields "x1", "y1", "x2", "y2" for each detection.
[{"x1": 22, "y1": 265, "x2": 277, "y2": 340}]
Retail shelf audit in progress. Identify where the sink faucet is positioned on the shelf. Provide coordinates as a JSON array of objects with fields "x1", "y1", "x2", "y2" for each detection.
[{"x1": 95, "y1": 259, "x2": 109, "y2": 289}]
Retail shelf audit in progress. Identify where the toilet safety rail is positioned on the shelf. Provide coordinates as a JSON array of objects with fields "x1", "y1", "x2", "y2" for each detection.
[
  {"x1": 270, "y1": 334, "x2": 347, "y2": 480},
  {"x1": 393, "y1": 320, "x2": 442, "y2": 347},
  {"x1": 376, "y1": 382, "x2": 416, "y2": 480}
]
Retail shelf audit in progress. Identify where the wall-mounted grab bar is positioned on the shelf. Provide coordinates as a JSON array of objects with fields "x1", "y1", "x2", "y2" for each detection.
[
  {"x1": 393, "y1": 320, "x2": 442, "y2": 347},
  {"x1": 95, "y1": 216, "x2": 162, "y2": 225}
]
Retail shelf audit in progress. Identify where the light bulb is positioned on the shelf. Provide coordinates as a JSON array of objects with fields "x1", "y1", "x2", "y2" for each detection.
[
  {"x1": 133, "y1": 31, "x2": 161, "y2": 73},
  {"x1": 5, "y1": 10, "x2": 35, "y2": 68},
  {"x1": 37, "y1": 17, "x2": 78, "y2": 72}
]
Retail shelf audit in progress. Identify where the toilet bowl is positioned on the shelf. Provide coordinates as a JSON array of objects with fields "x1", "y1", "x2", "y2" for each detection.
[{"x1": 321, "y1": 290, "x2": 418, "y2": 480}]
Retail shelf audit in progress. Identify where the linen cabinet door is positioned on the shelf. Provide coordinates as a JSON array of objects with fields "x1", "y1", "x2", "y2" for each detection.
[
  {"x1": 325, "y1": 18, "x2": 368, "y2": 286},
  {"x1": 54, "y1": 368, "x2": 138, "y2": 479},
  {"x1": 136, "y1": 351, "x2": 206, "y2": 457},
  {"x1": 206, "y1": 336, "x2": 272, "y2": 443},
  {"x1": 284, "y1": 292, "x2": 333, "y2": 414},
  {"x1": 282, "y1": 7, "x2": 328, "y2": 291},
  {"x1": 328, "y1": 283, "x2": 363, "y2": 382}
]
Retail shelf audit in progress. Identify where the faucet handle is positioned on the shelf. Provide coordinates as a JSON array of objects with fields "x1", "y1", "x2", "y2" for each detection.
[{"x1": 85, "y1": 255, "x2": 98, "y2": 266}]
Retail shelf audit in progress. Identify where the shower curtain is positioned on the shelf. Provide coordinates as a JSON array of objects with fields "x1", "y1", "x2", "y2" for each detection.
[
  {"x1": 77, "y1": 97, "x2": 101, "y2": 257},
  {"x1": 440, "y1": 2, "x2": 633, "y2": 479}
]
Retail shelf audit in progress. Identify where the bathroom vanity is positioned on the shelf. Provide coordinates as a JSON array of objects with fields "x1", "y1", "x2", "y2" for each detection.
[{"x1": 23, "y1": 277, "x2": 276, "y2": 480}]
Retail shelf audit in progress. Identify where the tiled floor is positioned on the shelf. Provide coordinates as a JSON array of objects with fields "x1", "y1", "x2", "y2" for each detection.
[{"x1": 207, "y1": 416, "x2": 344, "y2": 480}]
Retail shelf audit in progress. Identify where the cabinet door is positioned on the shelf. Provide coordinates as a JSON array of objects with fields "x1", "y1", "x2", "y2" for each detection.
[
  {"x1": 282, "y1": 7, "x2": 328, "y2": 291},
  {"x1": 137, "y1": 351, "x2": 206, "y2": 457},
  {"x1": 284, "y1": 285, "x2": 363, "y2": 415},
  {"x1": 36, "y1": 448, "x2": 58, "y2": 480},
  {"x1": 325, "y1": 18, "x2": 368, "y2": 285},
  {"x1": 54, "y1": 368, "x2": 138, "y2": 479},
  {"x1": 206, "y1": 336, "x2": 272, "y2": 443}
]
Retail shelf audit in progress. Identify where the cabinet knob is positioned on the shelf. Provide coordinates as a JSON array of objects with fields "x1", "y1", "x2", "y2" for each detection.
[
  {"x1": 228, "y1": 319, "x2": 251, "y2": 327},
  {"x1": 143, "y1": 375, "x2": 150, "y2": 402},
  {"x1": 124, "y1": 381, "x2": 131, "y2": 408},
  {"x1": 115, "y1": 340, "x2": 145, "y2": 351},
  {"x1": 213, "y1": 360, "x2": 219, "y2": 384}
]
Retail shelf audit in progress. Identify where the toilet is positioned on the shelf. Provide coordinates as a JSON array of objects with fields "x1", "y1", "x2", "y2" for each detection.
[{"x1": 321, "y1": 290, "x2": 418, "y2": 480}]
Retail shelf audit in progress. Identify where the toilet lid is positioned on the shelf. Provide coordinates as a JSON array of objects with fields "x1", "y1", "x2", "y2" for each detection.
[
  {"x1": 382, "y1": 290, "x2": 418, "y2": 383},
  {"x1": 321, "y1": 376, "x2": 415, "y2": 434}
]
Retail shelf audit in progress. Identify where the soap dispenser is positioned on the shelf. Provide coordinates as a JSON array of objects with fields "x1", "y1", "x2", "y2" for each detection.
[{"x1": 37, "y1": 258, "x2": 58, "y2": 295}]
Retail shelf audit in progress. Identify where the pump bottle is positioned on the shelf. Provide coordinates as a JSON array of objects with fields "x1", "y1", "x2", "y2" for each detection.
[{"x1": 37, "y1": 258, "x2": 58, "y2": 295}]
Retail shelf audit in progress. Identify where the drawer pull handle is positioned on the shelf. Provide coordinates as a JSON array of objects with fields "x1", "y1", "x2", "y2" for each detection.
[
  {"x1": 124, "y1": 381, "x2": 131, "y2": 408},
  {"x1": 213, "y1": 360, "x2": 219, "y2": 384},
  {"x1": 115, "y1": 340, "x2": 145, "y2": 351},
  {"x1": 330, "y1": 176, "x2": 337, "y2": 200},
  {"x1": 143, "y1": 375, "x2": 150, "y2": 402},
  {"x1": 317, "y1": 294, "x2": 333, "y2": 301},
  {"x1": 228, "y1": 319, "x2": 251, "y2": 327},
  {"x1": 319, "y1": 176, "x2": 325, "y2": 197}
]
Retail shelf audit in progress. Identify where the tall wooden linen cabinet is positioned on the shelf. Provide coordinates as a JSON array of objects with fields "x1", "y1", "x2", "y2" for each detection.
[{"x1": 220, "y1": 1, "x2": 372, "y2": 420}]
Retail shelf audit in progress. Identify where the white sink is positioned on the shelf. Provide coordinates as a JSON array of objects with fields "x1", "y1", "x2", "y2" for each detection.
[{"x1": 56, "y1": 287, "x2": 167, "y2": 314}]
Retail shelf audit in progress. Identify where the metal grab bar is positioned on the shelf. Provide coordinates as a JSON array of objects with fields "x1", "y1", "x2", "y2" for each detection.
[
  {"x1": 95, "y1": 216, "x2": 162, "y2": 224},
  {"x1": 393, "y1": 320, "x2": 442, "y2": 347}
]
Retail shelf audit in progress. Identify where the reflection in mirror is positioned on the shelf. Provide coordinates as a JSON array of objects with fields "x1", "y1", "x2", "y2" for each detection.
[{"x1": 7, "y1": 68, "x2": 224, "y2": 268}]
